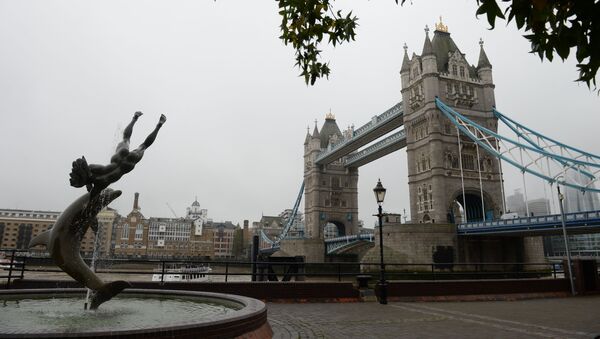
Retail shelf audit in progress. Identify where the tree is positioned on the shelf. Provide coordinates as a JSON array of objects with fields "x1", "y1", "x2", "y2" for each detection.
[{"x1": 277, "y1": 0, "x2": 599, "y2": 89}]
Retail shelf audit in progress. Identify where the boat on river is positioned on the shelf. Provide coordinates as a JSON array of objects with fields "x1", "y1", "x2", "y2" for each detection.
[{"x1": 151, "y1": 264, "x2": 212, "y2": 282}]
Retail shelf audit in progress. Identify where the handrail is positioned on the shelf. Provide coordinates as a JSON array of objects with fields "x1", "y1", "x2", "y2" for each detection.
[{"x1": 458, "y1": 209, "x2": 600, "y2": 230}]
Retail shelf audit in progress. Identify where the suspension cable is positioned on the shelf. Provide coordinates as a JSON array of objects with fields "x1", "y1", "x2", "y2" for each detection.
[
  {"x1": 475, "y1": 132, "x2": 486, "y2": 220},
  {"x1": 456, "y1": 125, "x2": 467, "y2": 223},
  {"x1": 496, "y1": 137, "x2": 507, "y2": 215}
]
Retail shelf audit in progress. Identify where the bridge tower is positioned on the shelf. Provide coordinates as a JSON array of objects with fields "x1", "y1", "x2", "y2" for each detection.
[
  {"x1": 401, "y1": 20, "x2": 503, "y2": 224},
  {"x1": 304, "y1": 113, "x2": 359, "y2": 240}
]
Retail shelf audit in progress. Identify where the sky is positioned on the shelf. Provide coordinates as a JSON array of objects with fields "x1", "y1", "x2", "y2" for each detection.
[{"x1": 1, "y1": 1, "x2": 599, "y2": 228}]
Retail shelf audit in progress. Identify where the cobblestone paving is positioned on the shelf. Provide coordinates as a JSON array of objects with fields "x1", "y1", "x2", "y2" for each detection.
[{"x1": 268, "y1": 296, "x2": 600, "y2": 338}]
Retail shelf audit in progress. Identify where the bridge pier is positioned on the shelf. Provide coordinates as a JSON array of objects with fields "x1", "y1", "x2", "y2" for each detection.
[
  {"x1": 356, "y1": 224, "x2": 546, "y2": 272},
  {"x1": 279, "y1": 238, "x2": 325, "y2": 263}
]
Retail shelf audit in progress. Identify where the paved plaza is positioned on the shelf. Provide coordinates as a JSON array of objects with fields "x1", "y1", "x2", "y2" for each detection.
[{"x1": 268, "y1": 296, "x2": 600, "y2": 338}]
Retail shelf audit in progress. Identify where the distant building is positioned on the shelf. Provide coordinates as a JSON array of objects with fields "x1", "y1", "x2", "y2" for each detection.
[
  {"x1": 97, "y1": 207, "x2": 120, "y2": 258},
  {"x1": 113, "y1": 193, "x2": 149, "y2": 258},
  {"x1": 527, "y1": 198, "x2": 550, "y2": 217},
  {"x1": 186, "y1": 197, "x2": 209, "y2": 236},
  {"x1": 146, "y1": 217, "x2": 193, "y2": 258},
  {"x1": 278, "y1": 209, "x2": 304, "y2": 238},
  {"x1": 253, "y1": 215, "x2": 283, "y2": 248},
  {"x1": 206, "y1": 221, "x2": 237, "y2": 258},
  {"x1": 506, "y1": 189, "x2": 527, "y2": 217},
  {"x1": 0, "y1": 209, "x2": 60, "y2": 253},
  {"x1": 383, "y1": 213, "x2": 403, "y2": 226},
  {"x1": 564, "y1": 171, "x2": 599, "y2": 213},
  {"x1": 544, "y1": 175, "x2": 600, "y2": 258}
]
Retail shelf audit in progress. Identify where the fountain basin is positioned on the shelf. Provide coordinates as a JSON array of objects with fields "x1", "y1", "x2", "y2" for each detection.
[{"x1": 0, "y1": 288, "x2": 272, "y2": 338}]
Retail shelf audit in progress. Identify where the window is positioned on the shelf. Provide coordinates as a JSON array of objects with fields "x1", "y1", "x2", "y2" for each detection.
[
  {"x1": 459, "y1": 66, "x2": 465, "y2": 78},
  {"x1": 452, "y1": 65, "x2": 457, "y2": 76},
  {"x1": 135, "y1": 224, "x2": 143, "y2": 240},
  {"x1": 121, "y1": 224, "x2": 129, "y2": 239},
  {"x1": 461, "y1": 154, "x2": 475, "y2": 170}
]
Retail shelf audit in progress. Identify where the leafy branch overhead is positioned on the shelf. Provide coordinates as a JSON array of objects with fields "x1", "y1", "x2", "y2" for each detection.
[{"x1": 277, "y1": 0, "x2": 599, "y2": 89}]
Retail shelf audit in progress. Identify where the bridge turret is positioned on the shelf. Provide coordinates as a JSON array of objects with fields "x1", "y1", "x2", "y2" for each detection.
[
  {"x1": 421, "y1": 26, "x2": 437, "y2": 76},
  {"x1": 304, "y1": 112, "x2": 359, "y2": 243},
  {"x1": 476, "y1": 38, "x2": 495, "y2": 108},
  {"x1": 400, "y1": 43, "x2": 411, "y2": 88},
  {"x1": 403, "y1": 18, "x2": 503, "y2": 225}
]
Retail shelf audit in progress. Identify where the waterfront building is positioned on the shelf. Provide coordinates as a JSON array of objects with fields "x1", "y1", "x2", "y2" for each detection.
[
  {"x1": 113, "y1": 193, "x2": 149, "y2": 258},
  {"x1": 205, "y1": 221, "x2": 238, "y2": 258},
  {"x1": 0, "y1": 209, "x2": 60, "y2": 253},
  {"x1": 186, "y1": 197, "x2": 210, "y2": 236},
  {"x1": 97, "y1": 207, "x2": 120, "y2": 258}
]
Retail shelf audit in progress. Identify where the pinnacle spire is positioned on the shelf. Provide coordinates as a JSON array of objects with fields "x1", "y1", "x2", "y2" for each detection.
[
  {"x1": 304, "y1": 125, "x2": 311, "y2": 145},
  {"x1": 477, "y1": 38, "x2": 492, "y2": 69},
  {"x1": 400, "y1": 43, "x2": 410, "y2": 73},
  {"x1": 422, "y1": 25, "x2": 434, "y2": 56},
  {"x1": 312, "y1": 119, "x2": 320, "y2": 138}
]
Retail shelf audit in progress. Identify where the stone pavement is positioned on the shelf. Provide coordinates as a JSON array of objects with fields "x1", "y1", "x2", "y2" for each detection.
[{"x1": 268, "y1": 295, "x2": 600, "y2": 338}]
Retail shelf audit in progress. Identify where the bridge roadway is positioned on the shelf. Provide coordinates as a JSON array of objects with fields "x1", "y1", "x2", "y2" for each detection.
[
  {"x1": 315, "y1": 102, "x2": 404, "y2": 166},
  {"x1": 458, "y1": 209, "x2": 600, "y2": 236}
]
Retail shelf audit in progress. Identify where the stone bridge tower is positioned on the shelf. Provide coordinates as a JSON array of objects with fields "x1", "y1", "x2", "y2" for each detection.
[
  {"x1": 304, "y1": 113, "x2": 359, "y2": 239},
  {"x1": 401, "y1": 20, "x2": 503, "y2": 224}
]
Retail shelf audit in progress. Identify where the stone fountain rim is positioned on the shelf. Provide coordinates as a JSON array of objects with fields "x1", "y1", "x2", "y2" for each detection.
[{"x1": 0, "y1": 288, "x2": 268, "y2": 338}]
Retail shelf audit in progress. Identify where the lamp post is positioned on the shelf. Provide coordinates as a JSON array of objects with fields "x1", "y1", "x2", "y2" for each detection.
[
  {"x1": 557, "y1": 185, "x2": 576, "y2": 295},
  {"x1": 373, "y1": 179, "x2": 387, "y2": 305}
]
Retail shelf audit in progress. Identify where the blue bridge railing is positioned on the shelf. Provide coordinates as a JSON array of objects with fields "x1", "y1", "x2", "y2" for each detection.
[
  {"x1": 458, "y1": 210, "x2": 600, "y2": 235},
  {"x1": 325, "y1": 234, "x2": 374, "y2": 254}
]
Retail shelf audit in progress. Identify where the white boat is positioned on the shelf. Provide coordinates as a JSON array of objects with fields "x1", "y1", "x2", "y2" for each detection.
[
  {"x1": 152, "y1": 264, "x2": 212, "y2": 282},
  {"x1": 0, "y1": 258, "x2": 22, "y2": 270}
]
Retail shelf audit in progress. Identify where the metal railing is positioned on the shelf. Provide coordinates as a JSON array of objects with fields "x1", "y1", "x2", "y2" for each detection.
[
  {"x1": 458, "y1": 210, "x2": 600, "y2": 234},
  {"x1": 0, "y1": 249, "x2": 573, "y2": 287}
]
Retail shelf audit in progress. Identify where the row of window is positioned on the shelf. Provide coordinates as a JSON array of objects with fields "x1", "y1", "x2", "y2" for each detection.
[{"x1": 446, "y1": 81, "x2": 475, "y2": 97}]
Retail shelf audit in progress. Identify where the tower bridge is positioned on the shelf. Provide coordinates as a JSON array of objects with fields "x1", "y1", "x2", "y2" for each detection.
[{"x1": 261, "y1": 22, "x2": 600, "y2": 264}]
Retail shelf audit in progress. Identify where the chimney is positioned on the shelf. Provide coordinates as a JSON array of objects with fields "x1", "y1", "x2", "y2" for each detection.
[
  {"x1": 133, "y1": 192, "x2": 140, "y2": 210},
  {"x1": 244, "y1": 220, "x2": 249, "y2": 229}
]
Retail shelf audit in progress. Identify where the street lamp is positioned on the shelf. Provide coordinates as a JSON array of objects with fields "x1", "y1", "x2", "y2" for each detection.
[
  {"x1": 373, "y1": 179, "x2": 387, "y2": 304},
  {"x1": 557, "y1": 185, "x2": 576, "y2": 295}
]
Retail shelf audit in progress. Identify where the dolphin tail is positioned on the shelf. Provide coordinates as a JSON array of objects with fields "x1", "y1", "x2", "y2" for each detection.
[
  {"x1": 89, "y1": 280, "x2": 132, "y2": 310},
  {"x1": 28, "y1": 230, "x2": 51, "y2": 248}
]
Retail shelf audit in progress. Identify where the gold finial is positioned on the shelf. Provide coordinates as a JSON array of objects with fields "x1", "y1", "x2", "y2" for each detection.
[
  {"x1": 479, "y1": 37, "x2": 484, "y2": 47},
  {"x1": 326, "y1": 108, "x2": 335, "y2": 120},
  {"x1": 435, "y1": 16, "x2": 448, "y2": 33}
]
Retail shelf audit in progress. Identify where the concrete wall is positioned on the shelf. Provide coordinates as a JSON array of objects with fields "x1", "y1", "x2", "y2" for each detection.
[
  {"x1": 279, "y1": 238, "x2": 325, "y2": 262},
  {"x1": 361, "y1": 223, "x2": 457, "y2": 271}
]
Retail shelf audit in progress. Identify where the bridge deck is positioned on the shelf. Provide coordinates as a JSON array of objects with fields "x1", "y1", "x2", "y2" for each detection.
[
  {"x1": 458, "y1": 210, "x2": 600, "y2": 236},
  {"x1": 315, "y1": 102, "x2": 403, "y2": 165}
]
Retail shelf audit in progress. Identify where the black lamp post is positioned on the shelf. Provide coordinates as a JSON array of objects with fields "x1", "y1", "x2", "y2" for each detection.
[{"x1": 373, "y1": 179, "x2": 387, "y2": 305}]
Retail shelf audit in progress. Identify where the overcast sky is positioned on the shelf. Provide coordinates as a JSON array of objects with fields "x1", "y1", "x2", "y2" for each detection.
[{"x1": 1, "y1": 1, "x2": 598, "y2": 227}]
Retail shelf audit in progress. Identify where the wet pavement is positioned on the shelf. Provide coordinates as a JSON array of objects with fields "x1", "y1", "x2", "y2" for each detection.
[{"x1": 268, "y1": 295, "x2": 600, "y2": 338}]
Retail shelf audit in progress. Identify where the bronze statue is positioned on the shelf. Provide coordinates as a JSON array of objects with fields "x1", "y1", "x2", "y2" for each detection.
[
  {"x1": 69, "y1": 112, "x2": 166, "y2": 197},
  {"x1": 29, "y1": 112, "x2": 166, "y2": 309}
]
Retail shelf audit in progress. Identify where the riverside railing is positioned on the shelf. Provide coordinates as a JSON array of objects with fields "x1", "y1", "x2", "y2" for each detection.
[{"x1": 0, "y1": 249, "x2": 574, "y2": 288}]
